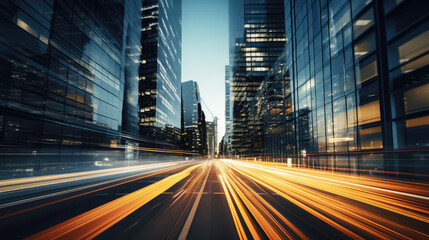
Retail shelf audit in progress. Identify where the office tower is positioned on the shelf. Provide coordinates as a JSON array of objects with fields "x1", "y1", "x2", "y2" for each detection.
[
  {"x1": 250, "y1": 0, "x2": 429, "y2": 175},
  {"x1": 224, "y1": 66, "x2": 232, "y2": 154},
  {"x1": 229, "y1": 0, "x2": 286, "y2": 156},
  {"x1": 207, "y1": 122, "x2": 215, "y2": 157},
  {"x1": 206, "y1": 117, "x2": 218, "y2": 157},
  {"x1": 0, "y1": 0, "x2": 142, "y2": 166},
  {"x1": 139, "y1": 0, "x2": 182, "y2": 147},
  {"x1": 181, "y1": 80, "x2": 206, "y2": 155}
]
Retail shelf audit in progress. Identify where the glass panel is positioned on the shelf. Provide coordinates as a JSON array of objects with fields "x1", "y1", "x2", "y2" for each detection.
[
  {"x1": 333, "y1": 98, "x2": 347, "y2": 152},
  {"x1": 358, "y1": 99, "x2": 381, "y2": 125},
  {"x1": 346, "y1": 94, "x2": 358, "y2": 151},
  {"x1": 405, "y1": 115, "x2": 429, "y2": 147},
  {"x1": 400, "y1": 54, "x2": 429, "y2": 75},
  {"x1": 404, "y1": 83, "x2": 429, "y2": 114},
  {"x1": 351, "y1": 0, "x2": 372, "y2": 17},
  {"x1": 353, "y1": 8, "x2": 374, "y2": 37},
  {"x1": 317, "y1": 107, "x2": 326, "y2": 152},
  {"x1": 355, "y1": 55, "x2": 378, "y2": 84},
  {"x1": 359, "y1": 126, "x2": 383, "y2": 149},
  {"x1": 388, "y1": 29, "x2": 429, "y2": 69},
  {"x1": 355, "y1": 32, "x2": 376, "y2": 59}
]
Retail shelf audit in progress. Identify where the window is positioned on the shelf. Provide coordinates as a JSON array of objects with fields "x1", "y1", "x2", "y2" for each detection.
[
  {"x1": 354, "y1": 8, "x2": 374, "y2": 37},
  {"x1": 388, "y1": 29, "x2": 429, "y2": 69},
  {"x1": 355, "y1": 32, "x2": 376, "y2": 59},
  {"x1": 351, "y1": 0, "x2": 372, "y2": 17},
  {"x1": 355, "y1": 55, "x2": 378, "y2": 84},
  {"x1": 404, "y1": 83, "x2": 429, "y2": 114},
  {"x1": 359, "y1": 126, "x2": 383, "y2": 149},
  {"x1": 358, "y1": 99, "x2": 380, "y2": 125}
]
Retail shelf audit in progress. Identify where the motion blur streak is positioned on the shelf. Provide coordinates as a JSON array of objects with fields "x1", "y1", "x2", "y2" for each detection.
[
  {"x1": 0, "y1": 164, "x2": 191, "y2": 219},
  {"x1": 220, "y1": 159, "x2": 429, "y2": 239},
  {"x1": 0, "y1": 162, "x2": 184, "y2": 193},
  {"x1": 218, "y1": 162, "x2": 309, "y2": 240},
  {"x1": 26, "y1": 164, "x2": 202, "y2": 240}
]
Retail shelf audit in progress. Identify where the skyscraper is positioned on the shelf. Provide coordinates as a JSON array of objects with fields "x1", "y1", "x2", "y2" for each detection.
[
  {"x1": 0, "y1": 0, "x2": 142, "y2": 169},
  {"x1": 206, "y1": 121, "x2": 216, "y2": 157},
  {"x1": 139, "y1": 0, "x2": 182, "y2": 147},
  {"x1": 247, "y1": 0, "x2": 429, "y2": 176},
  {"x1": 229, "y1": 0, "x2": 286, "y2": 156},
  {"x1": 225, "y1": 66, "x2": 232, "y2": 139},
  {"x1": 181, "y1": 80, "x2": 205, "y2": 155}
]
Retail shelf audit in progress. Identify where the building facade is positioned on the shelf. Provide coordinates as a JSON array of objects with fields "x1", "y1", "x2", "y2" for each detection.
[
  {"x1": 245, "y1": 0, "x2": 429, "y2": 176},
  {"x1": 139, "y1": 0, "x2": 182, "y2": 147},
  {"x1": 181, "y1": 80, "x2": 206, "y2": 156},
  {"x1": 229, "y1": 0, "x2": 286, "y2": 156},
  {"x1": 0, "y1": 0, "x2": 142, "y2": 171},
  {"x1": 206, "y1": 117, "x2": 218, "y2": 158}
]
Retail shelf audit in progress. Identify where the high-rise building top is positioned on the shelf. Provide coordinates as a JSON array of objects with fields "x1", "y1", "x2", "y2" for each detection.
[
  {"x1": 229, "y1": 0, "x2": 286, "y2": 155},
  {"x1": 139, "y1": 0, "x2": 182, "y2": 146}
]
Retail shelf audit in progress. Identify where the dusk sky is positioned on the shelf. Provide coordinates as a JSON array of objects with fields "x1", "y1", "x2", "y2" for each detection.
[{"x1": 182, "y1": 0, "x2": 229, "y2": 143}]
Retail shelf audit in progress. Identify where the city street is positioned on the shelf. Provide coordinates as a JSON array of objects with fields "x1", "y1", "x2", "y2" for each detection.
[{"x1": 1, "y1": 160, "x2": 427, "y2": 239}]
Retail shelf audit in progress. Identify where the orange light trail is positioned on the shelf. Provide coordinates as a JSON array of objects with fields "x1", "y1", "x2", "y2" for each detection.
[
  {"x1": 218, "y1": 159, "x2": 429, "y2": 239},
  {"x1": 25, "y1": 163, "x2": 203, "y2": 240}
]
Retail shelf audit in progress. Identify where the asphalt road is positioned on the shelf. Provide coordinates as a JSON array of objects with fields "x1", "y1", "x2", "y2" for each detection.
[{"x1": 0, "y1": 159, "x2": 428, "y2": 239}]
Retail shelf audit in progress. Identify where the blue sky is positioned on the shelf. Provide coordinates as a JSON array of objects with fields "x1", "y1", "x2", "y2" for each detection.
[{"x1": 182, "y1": 0, "x2": 229, "y2": 144}]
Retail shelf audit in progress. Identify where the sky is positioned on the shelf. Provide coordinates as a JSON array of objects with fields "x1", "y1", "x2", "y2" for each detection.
[{"x1": 182, "y1": 0, "x2": 229, "y2": 145}]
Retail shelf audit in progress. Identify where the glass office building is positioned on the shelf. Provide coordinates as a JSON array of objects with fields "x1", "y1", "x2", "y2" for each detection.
[
  {"x1": 139, "y1": 0, "x2": 182, "y2": 147},
  {"x1": 0, "y1": 0, "x2": 143, "y2": 170},
  {"x1": 181, "y1": 80, "x2": 202, "y2": 154},
  {"x1": 247, "y1": 0, "x2": 429, "y2": 176},
  {"x1": 229, "y1": 0, "x2": 286, "y2": 156}
]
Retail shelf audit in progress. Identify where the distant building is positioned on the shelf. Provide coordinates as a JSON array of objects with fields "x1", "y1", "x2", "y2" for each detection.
[
  {"x1": 139, "y1": 0, "x2": 182, "y2": 148},
  {"x1": 206, "y1": 117, "x2": 218, "y2": 157},
  {"x1": 181, "y1": 80, "x2": 206, "y2": 156}
]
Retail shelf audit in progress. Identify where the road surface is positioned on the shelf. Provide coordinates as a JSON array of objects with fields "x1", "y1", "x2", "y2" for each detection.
[{"x1": 0, "y1": 159, "x2": 428, "y2": 239}]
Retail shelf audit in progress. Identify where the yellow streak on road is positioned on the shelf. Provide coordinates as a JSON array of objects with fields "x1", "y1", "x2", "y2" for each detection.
[
  {"x1": 217, "y1": 161, "x2": 308, "y2": 240},
  {"x1": 222, "y1": 159, "x2": 429, "y2": 240},
  {"x1": 219, "y1": 174, "x2": 248, "y2": 240},
  {"x1": 26, "y1": 164, "x2": 201, "y2": 240}
]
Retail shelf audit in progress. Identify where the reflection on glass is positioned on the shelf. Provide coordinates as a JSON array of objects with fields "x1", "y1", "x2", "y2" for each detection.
[
  {"x1": 333, "y1": 98, "x2": 347, "y2": 152},
  {"x1": 351, "y1": 0, "x2": 373, "y2": 17},
  {"x1": 354, "y1": 8, "x2": 374, "y2": 37},
  {"x1": 399, "y1": 30, "x2": 429, "y2": 63},
  {"x1": 354, "y1": 32, "x2": 376, "y2": 59},
  {"x1": 400, "y1": 54, "x2": 429, "y2": 75},
  {"x1": 359, "y1": 126, "x2": 383, "y2": 149},
  {"x1": 404, "y1": 83, "x2": 429, "y2": 114},
  {"x1": 358, "y1": 99, "x2": 381, "y2": 125},
  {"x1": 405, "y1": 115, "x2": 429, "y2": 147},
  {"x1": 355, "y1": 55, "x2": 378, "y2": 84}
]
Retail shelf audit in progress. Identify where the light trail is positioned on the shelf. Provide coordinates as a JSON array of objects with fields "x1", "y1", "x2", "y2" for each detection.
[
  {"x1": 26, "y1": 163, "x2": 203, "y2": 240},
  {"x1": 0, "y1": 161, "x2": 188, "y2": 193},
  {"x1": 219, "y1": 159, "x2": 429, "y2": 239},
  {"x1": 217, "y1": 161, "x2": 310, "y2": 240},
  {"x1": 0, "y1": 163, "x2": 194, "y2": 219}
]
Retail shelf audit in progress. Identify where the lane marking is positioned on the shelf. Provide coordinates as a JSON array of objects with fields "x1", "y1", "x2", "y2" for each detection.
[{"x1": 177, "y1": 164, "x2": 211, "y2": 240}]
